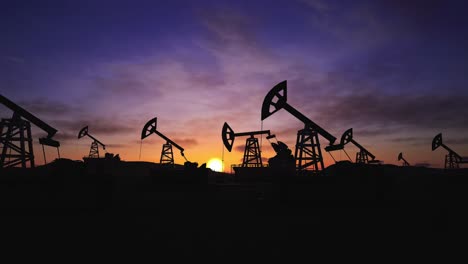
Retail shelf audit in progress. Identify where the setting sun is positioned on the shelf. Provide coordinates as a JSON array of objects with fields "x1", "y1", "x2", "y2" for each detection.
[{"x1": 207, "y1": 158, "x2": 223, "y2": 172}]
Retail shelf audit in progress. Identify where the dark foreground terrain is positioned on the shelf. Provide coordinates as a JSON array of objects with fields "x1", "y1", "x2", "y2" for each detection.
[{"x1": 0, "y1": 159, "x2": 465, "y2": 255}]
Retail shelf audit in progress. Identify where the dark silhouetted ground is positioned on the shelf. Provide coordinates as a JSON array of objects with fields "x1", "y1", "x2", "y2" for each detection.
[{"x1": 1, "y1": 158, "x2": 464, "y2": 254}]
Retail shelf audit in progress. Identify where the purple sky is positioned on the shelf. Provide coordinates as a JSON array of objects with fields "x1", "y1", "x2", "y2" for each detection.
[{"x1": 1, "y1": 0, "x2": 468, "y2": 169}]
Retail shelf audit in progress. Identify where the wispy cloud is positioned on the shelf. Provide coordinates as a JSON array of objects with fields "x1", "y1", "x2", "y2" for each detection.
[
  {"x1": 299, "y1": 0, "x2": 329, "y2": 13},
  {"x1": 299, "y1": 0, "x2": 398, "y2": 50},
  {"x1": 445, "y1": 138, "x2": 468, "y2": 146},
  {"x1": 17, "y1": 98, "x2": 79, "y2": 116},
  {"x1": 316, "y1": 93, "x2": 468, "y2": 131},
  {"x1": 234, "y1": 145, "x2": 245, "y2": 153},
  {"x1": 51, "y1": 118, "x2": 138, "y2": 141},
  {"x1": 4, "y1": 56, "x2": 25, "y2": 64},
  {"x1": 170, "y1": 138, "x2": 198, "y2": 147}
]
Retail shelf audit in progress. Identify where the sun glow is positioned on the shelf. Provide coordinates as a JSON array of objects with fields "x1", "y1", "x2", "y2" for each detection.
[{"x1": 207, "y1": 158, "x2": 223, "y2": 172}]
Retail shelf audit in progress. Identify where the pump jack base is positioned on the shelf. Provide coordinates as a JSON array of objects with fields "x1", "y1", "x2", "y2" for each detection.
[{"x1": 83, "y1": 153, "x2": 121, "y2": 174}]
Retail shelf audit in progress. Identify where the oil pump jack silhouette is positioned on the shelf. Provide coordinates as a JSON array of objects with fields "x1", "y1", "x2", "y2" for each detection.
[
  {"x1": 432, "y1": 133, "x2": 467, "y2": 169},
  {"x1": 78, "y1": 126, "x2": 106, "y2": 158},
  {"x1": 1, "y1": 95, "x2": 60, "y2": 168},
  {"x1": 141, "y1": 117, "x2": 188, "y2": 166},
  {"x1": 398, "y1": 152, "x2": 410, "y2": 166},
  {"x1": 222, "y1": 122, "x2": 277, "y2": 167},
  {"x1": 325, "y1": 128, "x2": 380, "y2": 164},
  {"x1": 261, "y1": 80, "x2": 336, "y2": 172}
]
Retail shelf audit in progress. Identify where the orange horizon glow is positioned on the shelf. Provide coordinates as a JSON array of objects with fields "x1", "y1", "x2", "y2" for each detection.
[{"x1": 31, "y1": 132, "x2": 461, "y2": 172}]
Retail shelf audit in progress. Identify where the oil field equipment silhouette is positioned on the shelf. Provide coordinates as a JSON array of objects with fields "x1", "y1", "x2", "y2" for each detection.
[
  {"x1": 222, "y1": 122, "x2": 276, "y2": 167},
  {"x1": 78, "y1": 126, "x2": 106, "y2": 158},
  {"x1": 262, "y1": 80, "x2": 336, "y2": 172},
  {"x1": 432, "y1": 133, "x2": 467, "y2": 169},
  {"x1": 398, "y1": 152, "x2": 410, "y2": 166},
  {"x1": 1, "y1": 94, "x2": 60, "y2": 168},
  {"x1": 141, "y1": 117, "x2": 188, "y2": 166},
  {"x1": 325, "y1": 128, "x2": 379, "y2": 164}
]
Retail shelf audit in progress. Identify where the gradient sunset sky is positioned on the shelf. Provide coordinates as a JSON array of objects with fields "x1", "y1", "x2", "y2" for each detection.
[{"x1": 1, "y1": 0, "x2": 468, "y2": 170}]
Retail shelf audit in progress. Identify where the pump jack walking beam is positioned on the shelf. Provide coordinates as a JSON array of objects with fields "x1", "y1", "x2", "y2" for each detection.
[
  {"x1": 261, "y1": 80, "x2": 337, "y2": 171},
  {"x1": 398, "y1": 152, "x2": 410, "y2": 166},
  {"x1": 261, "y1": 80, "x2": 336, "y2": 145},
  {"x1": 325, "y1": 128, "x2": 377, "y2": 164},
  {"x1": 1, "y1": 94, "x2": 60, "y2": 168},
  {"x1": 141, "y1": 117, "x2": 188, "y2": 165},
  {"x1": 78, "y1": 126, "x2": 106, "y2": 158},
  {"x1": 432, "y1": 133, "x2": 467, "y2": 169}
]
